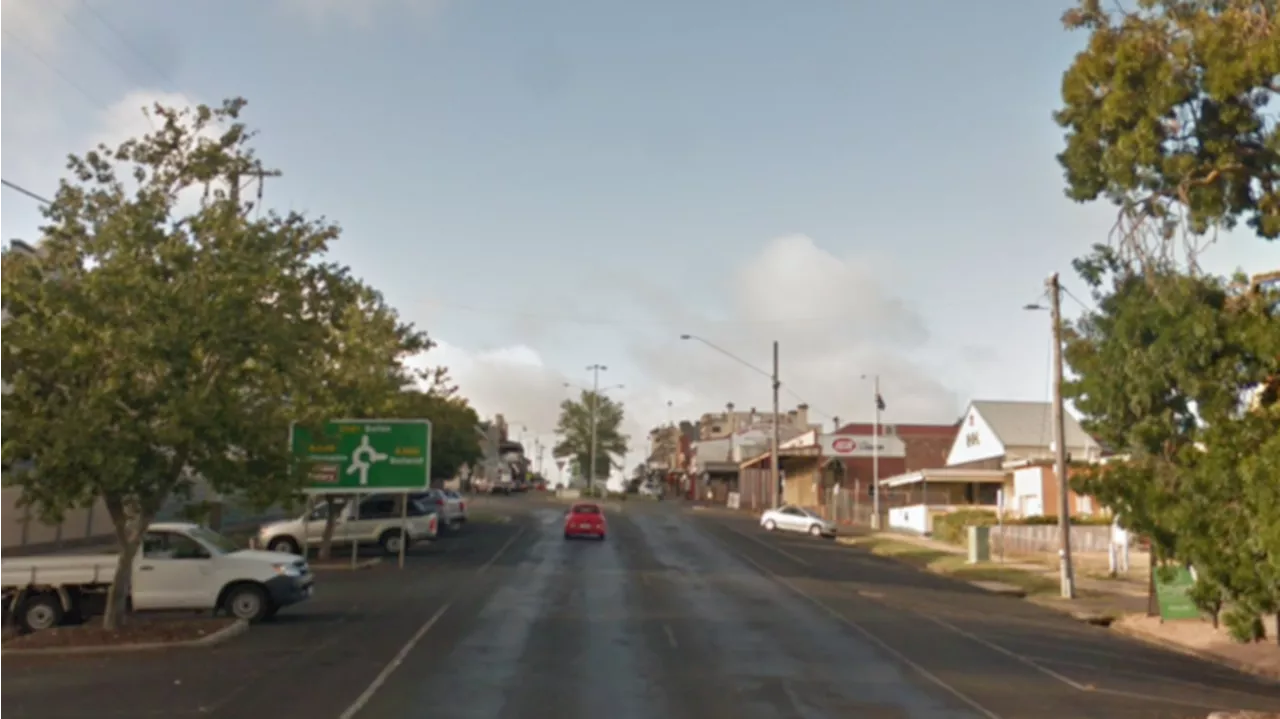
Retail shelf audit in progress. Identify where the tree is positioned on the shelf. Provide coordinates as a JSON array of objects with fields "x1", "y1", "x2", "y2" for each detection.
[
  {"x1": 392, "y1": 386, "x2": 482, "y2": 482},
  {"x1": 1064, "y1": 247, "x2": 1280, "y2": 641},
  {"x1": 1054, "y1": 0, "x2": 1280, "y2": 261},
  {"x1": 553, "y1": 390, "x2": 628, "y2": 484},
  {"x1": 304, "y1": 284, "x2": 427, "y2": 561},
  {"x1": 626, "y1": 462, "x2": 649, "y2": 493},
  {"x1": 0, "y1": 99, "x2": 419, "y2": 628}
]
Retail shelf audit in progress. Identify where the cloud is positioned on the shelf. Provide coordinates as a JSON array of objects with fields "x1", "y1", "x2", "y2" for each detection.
[
  {"x1": 274, "y1": 0, "x2": 453, "y2": 29},
  {"x1": 629, "y1": 234, "x2": 962, "y2": 432}
]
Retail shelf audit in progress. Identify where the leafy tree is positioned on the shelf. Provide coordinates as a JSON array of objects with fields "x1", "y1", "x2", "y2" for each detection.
[
  {"x1": 1065, "y1": 248, "x2": 1280, "y2": 641},
  {"x1": 0, "y1": 99, "x2": 419, "y2": 628},
  {"x1": 304, "y1": 285, "x2": 427, "y2": 561},
  {"x1": 392, "y1": 386, "x2": 482, "y2": 482},
  {"x1": 553, "y1": 390, "x2": 628, "y2": 485},
  {"x1": 1055, "y1": 0, "x2": 1280, "y2": 259}
]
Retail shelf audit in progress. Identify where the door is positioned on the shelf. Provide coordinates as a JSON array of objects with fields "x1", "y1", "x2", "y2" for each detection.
[
  {"x1": 349, "y1": 496, "x2": 399, "y2": 541},
  {"x1": 133, "y1": 531, "x2": 215, "y2": 610},
  {"x1": 778, "y1": 506, "x2": 808, "y2": 532},
  {"x1": 304, "y1": 499, "x2": 348, "y2": 545}
]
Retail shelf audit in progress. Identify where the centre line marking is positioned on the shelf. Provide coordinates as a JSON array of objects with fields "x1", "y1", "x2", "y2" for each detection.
[{"x1": 663, "y1": 623, "x2": 679, "y2": 648}]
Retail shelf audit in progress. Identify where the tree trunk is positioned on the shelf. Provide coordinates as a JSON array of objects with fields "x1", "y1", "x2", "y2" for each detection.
[
  {"x1": 318, "y1": 496, "x2": 339, "y2": 561},
  {"x1": 101, "y1": 494, "x2": 153, "y2": 631}
]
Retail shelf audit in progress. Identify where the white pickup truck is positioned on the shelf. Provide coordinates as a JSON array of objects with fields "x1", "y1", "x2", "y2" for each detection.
[{"x1": 2, "y1": 522, "x2": 313, "y2": 632}]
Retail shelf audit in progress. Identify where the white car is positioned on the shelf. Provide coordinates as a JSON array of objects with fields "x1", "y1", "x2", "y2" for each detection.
[
  {"x1": 258, "y1": 494, "x2": 439, "y2": 556},
  {"x1": 411, "y1": 489, "x2": 466, "y2": 530},
  {"x1": 638, "y1": 482, "x2": 664, "y2": 499},
  {"x1": 760, "y1": 505, "x2": 837, "y2": 537},
  {"x1": 2, "y1": 522, "x2": 312, "y2": 630}
]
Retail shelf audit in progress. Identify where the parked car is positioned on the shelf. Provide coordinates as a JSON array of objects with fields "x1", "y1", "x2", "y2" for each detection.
[
  {"x1": 638, "y1": 482, "x2": 664, "y2": 499},
  {"x1": 759, "y1": 505, "x2": 836, "y2": 537},
  {"x1": 257, "y1": 494, "x2": 439, "y2": 557},
  {"x1": 563, "y1": 503, "x2": 607, "y2": 541},
  {"x1": 1, "y1": 522, "x2": 313, "y2": 631},
  {"x1": 409, "y1": 489, "x2": 466, "y2": 531}
]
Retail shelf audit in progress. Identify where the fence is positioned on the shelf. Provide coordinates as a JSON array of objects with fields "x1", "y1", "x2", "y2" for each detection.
[
  {"x1": 2, "y1": 483, "x2": 291, "y2": 556},
  {"x1": 992, "y1": 524, "x2": 1112, "y2": 555}
]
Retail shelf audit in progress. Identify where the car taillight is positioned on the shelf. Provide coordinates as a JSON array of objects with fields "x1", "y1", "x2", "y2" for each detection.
[
  {"x1": 430, "y1": 516, "x2": 438, "y2": 532},
  {"x1": 434, "y1": 498, "x2": 444, "y2": 506}
]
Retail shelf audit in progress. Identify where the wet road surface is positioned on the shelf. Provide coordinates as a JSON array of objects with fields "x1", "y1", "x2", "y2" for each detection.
[
  {"x1": 352, "y1": 503, "x2": 1280, "y2": 719},
  {"x1": 5, "y1": 499, "x2": 1279, "y2": 719}
]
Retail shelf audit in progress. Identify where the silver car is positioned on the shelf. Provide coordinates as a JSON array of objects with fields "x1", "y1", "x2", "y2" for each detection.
[{"x1": 760, "y1": 505, "x2": 836, "y2": 537}]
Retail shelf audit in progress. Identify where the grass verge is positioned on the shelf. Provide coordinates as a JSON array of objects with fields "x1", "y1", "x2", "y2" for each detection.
[{"x1": 838, "y1": 536, "x2": 1059, "y2": 596}]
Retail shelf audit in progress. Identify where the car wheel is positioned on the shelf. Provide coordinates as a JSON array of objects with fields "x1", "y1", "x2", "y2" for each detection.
[
  {"x1": 563, "y1": 532, "x2": 573, "y2": 540},
  {"x1": 224, "y1": 584, "x2": 271, "y2": 622},
  {"x1": 379, "y1": 529, "x2": 408, "y2": 556},
  {"x1": 763, "y1": 519, "x2": 777, "y2": 531},
  {"x1": 19, "y1": 594, "x2": 64, "y2": 632},
  {"x1": 598, "y1": 534, "x2": 606, "y2": 541},
  {"x1": 268, "y1": 536, "x2": 301, "y2": 555},
  {"x1": 809, "y1": 524, "x2": 823, "y2": 537}
]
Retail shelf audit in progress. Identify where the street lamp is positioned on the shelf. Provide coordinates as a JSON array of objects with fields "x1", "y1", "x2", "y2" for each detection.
[
  {"x1": 681, "y1": 334, "x2": 782, "y2": 508},
  {"x1": 859, "y1": 373, "x2": 884, "y2": 529},
  {"x1": 1026, "y1": 272, "x2": 1076, "y2": 600},
  {"x1": 567, "y1": 370, "x2": 624, "y2": 493}
]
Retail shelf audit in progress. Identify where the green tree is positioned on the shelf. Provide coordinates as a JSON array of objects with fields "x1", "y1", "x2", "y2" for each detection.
[
  {"x1": 392, "y1": 385, "x2": 483, "y2": 482},
  {"x1": 305, "y1": 285, "x2": 427, "y2": 561},
  {"x1": 553, "y1": 390, "x2": 628, "y2": 485},
  {"x1": 0, "y1": 99, "x2": 419, "y2": 628},
  {"x1": 1055, "y1": 0, "x2": 1280, "y2": 257},
  {"x1": 1064, "y1": 248, "x2": 1280, "y2": 641}
]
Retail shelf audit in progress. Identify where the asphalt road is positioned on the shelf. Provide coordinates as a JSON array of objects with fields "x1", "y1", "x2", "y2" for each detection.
[{"x1": 5, "y1": 498, "x2": 1278, "y2": 719}]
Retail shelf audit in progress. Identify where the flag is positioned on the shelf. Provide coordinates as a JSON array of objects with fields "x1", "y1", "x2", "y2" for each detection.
[{"x1": 875, "y1": 393, "x2": 886, "y2": 412}]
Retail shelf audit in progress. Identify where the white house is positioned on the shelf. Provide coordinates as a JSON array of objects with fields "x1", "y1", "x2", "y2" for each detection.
[{"x1": 945, "y1": 400, "x2": 1102, "y2": 468}]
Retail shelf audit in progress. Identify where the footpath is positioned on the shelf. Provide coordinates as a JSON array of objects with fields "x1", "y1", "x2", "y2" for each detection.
[{"x1": 834, "y1": 529, "x2": 1280, "y2": 683}]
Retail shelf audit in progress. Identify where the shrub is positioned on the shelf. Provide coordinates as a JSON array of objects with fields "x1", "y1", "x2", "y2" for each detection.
[{"x1": 932, "y1": 508, "x2": 998, "y2": 544}]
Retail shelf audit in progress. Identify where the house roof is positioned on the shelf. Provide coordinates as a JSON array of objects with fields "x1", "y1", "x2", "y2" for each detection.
[{"x1": 970, "y1": 400, "x2": 1097, "y2": 449}]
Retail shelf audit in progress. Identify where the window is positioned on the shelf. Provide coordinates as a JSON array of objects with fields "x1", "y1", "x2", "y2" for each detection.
[
  {"x1": 572, "y1": 505, "x2": 601, "y2": 515},
  {"x1": 141, "y1": 532, "x2": 209, "y2": 560},
  {"x1": 359, "y1": 497, "x2": 399, "y2": 519}
]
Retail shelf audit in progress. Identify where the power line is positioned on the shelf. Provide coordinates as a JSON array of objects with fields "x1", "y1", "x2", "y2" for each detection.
[
  {"x1": 426, "y1": 299, "x2": 902, "y2": 328},
  {"x1": 76, "y1": 0, "x2": 172, "y2": 86},
  {"x1": 2, "y1": 179, "x2": 53, "y2": 206},
  {"x1": 55, "y1": 2, "x2": 147, "y2": 89},
  {"x1": 1, "y1": 26, "x2": 109, "y2": 111}
]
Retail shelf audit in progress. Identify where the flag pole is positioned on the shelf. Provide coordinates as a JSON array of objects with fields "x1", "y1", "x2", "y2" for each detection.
[{"x1": 872, "y1": 375, "x2": 880, "y2": 530}]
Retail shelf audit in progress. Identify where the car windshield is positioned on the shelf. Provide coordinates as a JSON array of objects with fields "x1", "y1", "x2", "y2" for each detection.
[
  {"x1": 572, "y1": 505, "x2": 601, "y2": 515},
  {"x1": 186, "y1": 527, "x2": 241, "y2": 555}
]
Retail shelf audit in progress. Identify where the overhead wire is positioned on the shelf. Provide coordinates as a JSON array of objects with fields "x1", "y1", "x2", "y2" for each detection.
[
  {"x1": 1, "y1": 26, "x2": 110, "y2": 112},
  {"x1": 75, "y1": 0, "x2": 173, "y2": 86},
  {"x1": 2, "y1": 179, "x2": 54, "y2": 206}
]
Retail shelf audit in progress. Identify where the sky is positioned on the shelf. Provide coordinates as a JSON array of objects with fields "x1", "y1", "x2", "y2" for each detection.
[{"x1": 3, "y1": 0, "x2": 1276, "y2": 485}]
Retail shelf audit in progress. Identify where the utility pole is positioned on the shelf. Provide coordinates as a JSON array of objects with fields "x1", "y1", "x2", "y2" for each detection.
[
  {"x1": 872, "y1": 375, "x2": 881, "y2": 530},
  {"x1": 587, "y1": 364, "x2": 606, "y2": 494},
  {"x1": 1048, "y1": 272, "x2": 1077, "y2": 599},
  {"x1": 771, "y1": 340, "x2": 782, "y2": 509}
]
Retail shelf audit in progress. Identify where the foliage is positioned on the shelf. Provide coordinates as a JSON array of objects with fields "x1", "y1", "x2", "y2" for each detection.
[
  {"x1": 0, "y1": 99, "x2": 420, "y2": 627},
  {"x1": 1054, "y1": 0, "x2": 1280, "y2": 260},
  {"x1": 391, "y1": 387, "x2": 482, "y2": 481},
  {"x1": 1063, "y1": 248, "x2": 1280, "y2": 641},
  {"x1": 552, "y1": 390, "x2": 629, "y2": 482}
]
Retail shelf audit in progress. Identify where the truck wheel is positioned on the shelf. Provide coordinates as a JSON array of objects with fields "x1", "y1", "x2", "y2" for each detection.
[
  {"x1": 763, "y1": 520, "x2": 777, "y2": 531},
  {"x1": 20, "y1": 594, "x2": 64, "y2": 632},
  {"x1": 379, "y1": 529, "x2": 408, "y2": 556},
  {"x1": 268, "y1": 536, "x2": 301, "y2": 555},
  {"x1": 224, "y1": 584, "x2": 271, "y2": 622}
]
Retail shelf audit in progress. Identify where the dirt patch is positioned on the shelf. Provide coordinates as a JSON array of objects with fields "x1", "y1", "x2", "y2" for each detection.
[{"x1": 3, "y1": 617, "x2": 236, "y2": 650}]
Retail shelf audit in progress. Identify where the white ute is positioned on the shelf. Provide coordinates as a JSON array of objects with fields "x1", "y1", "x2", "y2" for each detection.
[{"x1": 1, "y1": 522, "x2": 313, "y2": 632}]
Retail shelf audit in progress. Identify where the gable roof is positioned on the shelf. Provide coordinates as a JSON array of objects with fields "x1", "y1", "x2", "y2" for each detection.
[{"x1": 969, "y1": 400, "x2": 1097, "y2": 450}]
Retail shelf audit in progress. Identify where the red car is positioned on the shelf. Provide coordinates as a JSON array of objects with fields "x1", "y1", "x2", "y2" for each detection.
[{"x1": 563, "y1": 503, "x2": 607, "y2": 540}]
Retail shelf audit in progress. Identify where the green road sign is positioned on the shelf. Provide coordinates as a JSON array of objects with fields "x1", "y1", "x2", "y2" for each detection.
[
  {"x1": 291, "y1": 419, "x2": 431, "y2": 494},
  {"x1": 1154, "y1": 565, "x2": 1200, "y2": 621}
]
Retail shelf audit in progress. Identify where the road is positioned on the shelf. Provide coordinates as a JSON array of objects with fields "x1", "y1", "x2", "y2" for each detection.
[{"x1": 5, "y1": 498, "x2": 1278, "y2": 719}]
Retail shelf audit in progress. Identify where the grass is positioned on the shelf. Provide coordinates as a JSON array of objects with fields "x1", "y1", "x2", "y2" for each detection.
[{"x1": 840, "y1": 536, "x2": 1060, "y2": 596}]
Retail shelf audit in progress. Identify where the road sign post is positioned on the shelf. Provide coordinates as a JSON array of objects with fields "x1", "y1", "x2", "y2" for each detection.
[{"x1": 291, "y1": 419, "x2": 432, "y2": 494}]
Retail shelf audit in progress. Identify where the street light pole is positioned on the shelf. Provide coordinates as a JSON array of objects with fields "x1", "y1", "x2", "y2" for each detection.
[
  {"x1": 587, "y1": 364, "x2": 606, "y2": 494},
  {"x1": 771, "y1": 340, "x2": 782, "y2": 509},
  {"x1": 1047, "y1": 273, "x2": 1076, "y2": 599},
  {"x1": 1025, "y1": 277, "x2": 1076, "y2": 600}
]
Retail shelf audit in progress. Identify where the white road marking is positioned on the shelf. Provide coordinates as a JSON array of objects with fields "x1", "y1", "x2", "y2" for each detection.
[
  {"x1": 338, "y1": 525, "x2": 527, "y2": 719},
  {"x1": 663, "y1": 623, "x2": 679, "y2": 649},
  {"x1": 711, "y1": 520, "x2": 1239, "y2": 712}
]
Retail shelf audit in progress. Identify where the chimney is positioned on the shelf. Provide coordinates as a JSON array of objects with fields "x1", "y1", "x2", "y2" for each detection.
[{"x1": 796, "y1": 403, "x2": 810, "y2": 428}]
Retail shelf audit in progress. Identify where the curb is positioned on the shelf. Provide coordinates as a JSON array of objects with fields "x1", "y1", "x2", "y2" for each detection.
[
  {"x1": 1111, "y1": 619, "x2": 1280, "y2": 684},
  {"x1": 3, "y1": 619, "x2": 248, "y2": 657},
  {"x1": 310, "y1": 557, "x2": 382, "y2": 571},
  {"x1": 1206, "y1": 713, "x2": 1280, "y2": 719}
]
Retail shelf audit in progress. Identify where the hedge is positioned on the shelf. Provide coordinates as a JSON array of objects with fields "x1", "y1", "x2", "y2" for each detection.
[{"x1": 931, "y1": 509, "x2": 1112, "y2": 544}]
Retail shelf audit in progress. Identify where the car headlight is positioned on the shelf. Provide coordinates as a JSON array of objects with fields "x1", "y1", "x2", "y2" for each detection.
[{"x1": 272, "y1": 563, "x2": 302, "y2": 577}]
